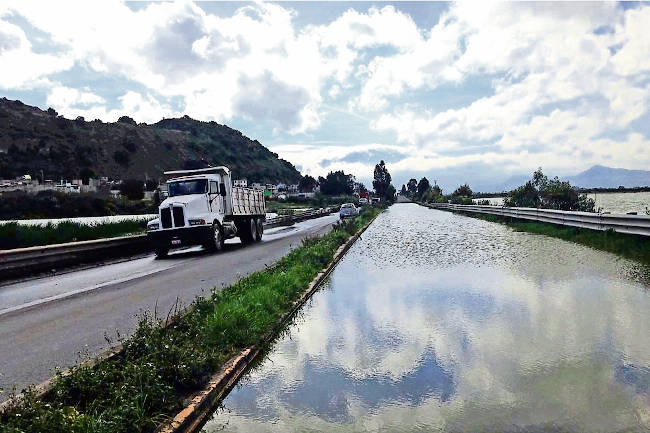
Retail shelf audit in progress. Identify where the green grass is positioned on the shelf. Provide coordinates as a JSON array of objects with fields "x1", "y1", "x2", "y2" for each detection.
[
  {"x1": 265, "y1": 195, "x2": 359, "y2": 214},
  {"x1": 0, "y1": 208, "x2": 382, "y2": 433},
  {"x1": 0, "y1": 220, "x2": 148, "y2": 250},
  {"x1": 264, "y1": 201, "x2": 312, "y2": 214},
  {"x1": 466, "y1": 212, "x2": 650, "y2": 265}
]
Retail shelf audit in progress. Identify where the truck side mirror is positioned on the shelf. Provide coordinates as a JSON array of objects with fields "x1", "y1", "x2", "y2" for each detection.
[{"x1": 220, "y1": 183, "x2": 226, "y2": 196}]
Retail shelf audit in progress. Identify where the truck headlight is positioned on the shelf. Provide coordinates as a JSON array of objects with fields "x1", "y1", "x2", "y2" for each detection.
[
  {"x1": 189, "y1": 219, "x2": 206, "y2": 226},
  {"x1": 147, "y1": 222, "x2": 159, "y2": 231}
]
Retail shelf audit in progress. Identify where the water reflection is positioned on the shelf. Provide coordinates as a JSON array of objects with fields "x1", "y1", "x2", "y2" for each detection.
[{"x1": 203, "y1": 203, "x2": 650, "y2": 432}]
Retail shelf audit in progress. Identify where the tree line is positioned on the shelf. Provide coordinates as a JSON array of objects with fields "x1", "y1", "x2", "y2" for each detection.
[
  {"x1": 294, "y1": 160, "x2": 397, "y2": 204},
  {"x1": 402, "y1": 167, "x2": 596, "y2": 212}
]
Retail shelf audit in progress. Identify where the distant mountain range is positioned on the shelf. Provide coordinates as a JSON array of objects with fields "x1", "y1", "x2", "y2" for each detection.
[
  {"x1": 483, "y1": 165, "x2": 650, "y2": 193},
  {"x1": 564, "y1": 165, "x2": 650, "y2": 189},
  {"x1": 0, "y1": 98, "x2": 301, "y2": 184}
]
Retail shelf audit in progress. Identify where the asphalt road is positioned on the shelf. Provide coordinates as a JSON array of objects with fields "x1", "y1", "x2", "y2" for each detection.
[{"x1": 0, "y1": 214, "x2": 339, "y2": 400}]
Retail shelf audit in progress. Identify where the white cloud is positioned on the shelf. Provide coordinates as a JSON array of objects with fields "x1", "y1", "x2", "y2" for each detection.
[
  {"x1": 46, "y1": 87, "x2": 178, "y2": 124},
  {"x1": 0, "y1": 18, "x2": 72, "y2": 89},
  {"x1": 2, "y1": 1, "x2": 650, "y2": 182},
  {"x1": 46, "y1": 86, "x2": 104, "y2": 108},
  {"x1": 366, "y1": 3, "x2": 650, "y2": 176},
  {"x1": 611, "y1": 6, "x2": 650, "y2": 76}
]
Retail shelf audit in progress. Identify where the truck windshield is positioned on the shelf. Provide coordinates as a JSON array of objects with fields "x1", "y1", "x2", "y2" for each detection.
[{"x1": 168, "y1": 179, "x2": 207, "y2": 197}]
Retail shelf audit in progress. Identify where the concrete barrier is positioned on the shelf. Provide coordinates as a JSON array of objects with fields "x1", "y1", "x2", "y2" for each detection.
[
  {"x1": 0, "y1": 208, "x2": 336, "y2": 280},
  {"x1": 426, "y1": 203, "x2": 650, "y2": 237}
]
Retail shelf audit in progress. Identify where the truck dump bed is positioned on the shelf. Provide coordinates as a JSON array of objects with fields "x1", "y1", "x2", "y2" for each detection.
[{"x1": 231, "y1": 187, "x2": 265, "y2": 216}]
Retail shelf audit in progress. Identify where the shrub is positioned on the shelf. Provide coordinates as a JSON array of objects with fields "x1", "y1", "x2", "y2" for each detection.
[
  {"x1": 113, "y1": 150, "x2": 130, "y2": 167},
  {"x1": 452, "y1": 183, "x2": 473, "y2": 197},
  {"x1": 119, "y1": 179, "x2": 145, "y2": 201},
  {"x1": 117, "y1": 116, "x2": 136, "y2": 126},
  {"x1": 504, "y1": 168, "x2": 595, "y2": 212}
]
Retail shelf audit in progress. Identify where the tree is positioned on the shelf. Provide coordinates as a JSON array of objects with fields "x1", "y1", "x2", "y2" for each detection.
[
  {"x1": 416, "y1": 177, "x2": 430, "y2": 199},
  {"x1": 319, "y1": 170, "x2": 354, "y2": 195},
  {"x1": 113, "y1": 150, "x2": 130, "y2": 167},
  {"x1": 299, "y1": 175, "x2": 317, "y2": 192},
  {"x1": 117, "y1": 116, "x2": 136, "y2": 126},
  {"x1": 406, "y1": 178, "x2": 418, "y2": 197},
  {"x1": 400, "y1": 184, "x2": 407, "y2": 195},
  {"x1": 79, "y1": 168, "x2": 96, "y2": 185},
  {"x1": 145, "y1": 179, "x2": 158, "y2": 191},
  {"x1": 385, "y1": 184, "x2": 396, "y2": 203},
  {"x1": 504, "y1": 168, "x2": 595, "y2": 212},
  {"x1": 372, "y1": 160, "x2": 392, "y2": 199},
  {"x1": 182, "y1": 159, "x2": 210, "y2": 170},
  {"x1": 119, "y1": 179, "x2": 144, "y2": 200},
  {"x1": 453, "y1": 183, "x2": 473, "y2": 197}
]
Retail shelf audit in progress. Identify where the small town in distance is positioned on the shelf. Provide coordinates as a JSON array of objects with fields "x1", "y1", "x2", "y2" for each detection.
[{"x1": 1, "y1": 2, "x2": 650, "y2": 433}]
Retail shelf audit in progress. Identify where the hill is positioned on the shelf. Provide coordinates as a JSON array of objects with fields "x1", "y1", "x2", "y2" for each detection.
[
  {"x1": 0, "y1": 98, "x2": 301, "y2": 184},
  {"x1": 564, "y1": 165, "x2": 650, "y2": 188}
]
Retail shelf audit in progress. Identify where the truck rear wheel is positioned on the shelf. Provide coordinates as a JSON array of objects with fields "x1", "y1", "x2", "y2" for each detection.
[
  {"x1": 238, "y1": 218, "x2": 255, "y2": 244},
  {"x1": 255, "y1": 218, "x2": 263, "y2": 242},
  {"x1": 154, "y1": 246, "x2": 169, "y2": 258}
]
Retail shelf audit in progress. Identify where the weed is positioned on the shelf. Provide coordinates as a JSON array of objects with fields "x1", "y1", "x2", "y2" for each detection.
[{"x1": 0, "y1": 220, "x2": 147, "y2": 250}]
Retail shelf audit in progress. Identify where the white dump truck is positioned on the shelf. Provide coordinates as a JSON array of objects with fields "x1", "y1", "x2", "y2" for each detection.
[{"x1": 146, "y1": 167, "x2": 265, "y2": 257}]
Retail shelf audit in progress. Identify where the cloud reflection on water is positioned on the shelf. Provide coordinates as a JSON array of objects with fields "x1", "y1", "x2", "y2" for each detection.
[{"x1": 203, "y1": 204, "x2": 650, "y2": 432}]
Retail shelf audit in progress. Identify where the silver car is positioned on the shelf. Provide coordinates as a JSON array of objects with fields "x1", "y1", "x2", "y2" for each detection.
[{"x1": 339, "y1": 203, "x2": 358, "y2": 219}]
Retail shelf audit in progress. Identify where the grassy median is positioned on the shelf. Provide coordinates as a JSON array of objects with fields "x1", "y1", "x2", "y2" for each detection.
[
  {"x1": 0, "y1": 220, "x2": 148, "y2": 250},
  {"x1": 0, "y1": 207, "x2": 382, "y2": 433},
  {"x1": 467, "y1": 212, "x2": 650, "y2": 265}
]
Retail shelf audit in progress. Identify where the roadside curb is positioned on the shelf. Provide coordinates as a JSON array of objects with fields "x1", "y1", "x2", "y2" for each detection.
[{"x1": 156, "y1": 212, "x2": 381, "y2": 433}]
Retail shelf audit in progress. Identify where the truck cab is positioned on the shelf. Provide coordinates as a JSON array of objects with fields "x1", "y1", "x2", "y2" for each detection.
[{"x1": 147, "y1": 167, "x2": 265, "y2": 257}]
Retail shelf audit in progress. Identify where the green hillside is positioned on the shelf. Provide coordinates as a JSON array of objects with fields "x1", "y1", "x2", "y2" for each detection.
[{"x1": 0, "y1": 98, "x2": 301, "y2": 184}]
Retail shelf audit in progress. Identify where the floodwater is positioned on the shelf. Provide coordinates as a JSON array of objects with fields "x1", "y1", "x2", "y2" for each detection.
[
  {"x1": 202, "y1": 203, "x2": 650, "y2": 433},
  {"x1": 475, "y1": 191, "x2": 650, "y2": 215},
  {"x1": 587, "y1": 191, "x2": 650, "y2": 215}
]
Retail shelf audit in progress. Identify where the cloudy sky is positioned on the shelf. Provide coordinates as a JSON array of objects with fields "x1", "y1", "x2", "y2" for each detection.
[{"x1": 1, "y1": 1, "x2": 649, "y2": 191}]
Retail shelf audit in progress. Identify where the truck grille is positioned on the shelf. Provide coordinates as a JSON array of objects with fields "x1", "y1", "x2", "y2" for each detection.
[
  {"x1": 161, "y1": 207, "x2": 172, "y2": 228},
  {"x1": 172, "y1": 206, "x2": 185, "y2": 227}
]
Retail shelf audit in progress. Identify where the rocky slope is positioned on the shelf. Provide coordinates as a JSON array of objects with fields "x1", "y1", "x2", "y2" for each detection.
[{"x1": 0, "y1": 97, "x2": 301, "y2": 183}]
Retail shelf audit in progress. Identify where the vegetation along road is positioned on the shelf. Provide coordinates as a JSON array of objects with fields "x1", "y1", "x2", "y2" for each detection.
[{"x1": 0, "y1": 213, "x2": 339, "y2": 400}]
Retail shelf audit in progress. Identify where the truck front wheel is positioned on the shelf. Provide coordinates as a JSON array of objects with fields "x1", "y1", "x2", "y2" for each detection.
[{"x1": 204, "y1": 223, "x2": 224, "y2": 252}]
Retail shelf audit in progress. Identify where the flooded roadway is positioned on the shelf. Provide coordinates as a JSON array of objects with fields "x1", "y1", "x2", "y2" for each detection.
[{"x1": 202, "y1": 203, "x2": 650, "y2": 432}]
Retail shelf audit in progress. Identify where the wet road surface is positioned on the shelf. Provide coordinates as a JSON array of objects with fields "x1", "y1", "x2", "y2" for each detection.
[{"x1": 0, "y1": 214, "x2": 339, "y2": 399}]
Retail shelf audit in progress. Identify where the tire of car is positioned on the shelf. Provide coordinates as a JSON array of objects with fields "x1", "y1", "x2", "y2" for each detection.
[{"x1": 154, "y1": 246, "x2": 169, "y2": 258}]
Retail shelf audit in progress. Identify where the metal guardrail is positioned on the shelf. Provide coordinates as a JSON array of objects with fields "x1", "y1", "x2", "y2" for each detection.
[
  {"x1": 425, "y1": 203, "x2": 650, "y2": 237},
  {"x1": 0, "y1": 234, "x2": 151, "y2": 279},
  {"x1": 0, "y1": 208, "x2": 336, "y2": 279},
  {"x1": 264, "y1": 207, "x2": 333, "y2": 228}
]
